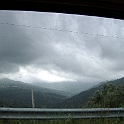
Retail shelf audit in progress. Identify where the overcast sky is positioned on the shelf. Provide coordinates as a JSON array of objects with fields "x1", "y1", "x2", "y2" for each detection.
[{"x1": 0, "y1": 10, "x2": 124, "y2": 84}]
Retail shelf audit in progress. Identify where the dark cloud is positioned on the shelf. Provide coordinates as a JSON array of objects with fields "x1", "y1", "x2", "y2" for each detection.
[
  {"x1": 0, "y1": 11, "x2": 57, "y2": 73},
  {"x1": 0, "y1": 10, "x2": 124, "y2": 83},
  {"x1": 0, "y1": 22, "x2": 35, "y2": 72}
]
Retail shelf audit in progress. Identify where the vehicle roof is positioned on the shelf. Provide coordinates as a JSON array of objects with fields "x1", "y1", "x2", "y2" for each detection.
[{"x1": 0, "y1": 0, "x2": 124, "y2": 19}]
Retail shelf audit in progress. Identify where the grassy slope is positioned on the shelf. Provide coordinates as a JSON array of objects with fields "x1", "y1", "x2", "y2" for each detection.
[{"x1": 0, "y1": 118, "x2": 123, "y2": 124}]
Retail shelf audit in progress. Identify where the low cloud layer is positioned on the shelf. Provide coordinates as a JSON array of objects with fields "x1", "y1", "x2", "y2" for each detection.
[{"x1": 0, "y1": 10, "x2": 124, "y2": 84}]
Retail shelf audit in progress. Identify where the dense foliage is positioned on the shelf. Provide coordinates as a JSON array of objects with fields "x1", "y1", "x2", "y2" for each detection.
[{"x1": 87, "y1": 83, "x2": 124, "y2": 108}]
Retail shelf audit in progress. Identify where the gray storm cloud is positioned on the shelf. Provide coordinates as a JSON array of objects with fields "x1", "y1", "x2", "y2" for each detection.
[{"x1": 0, "y1": 10, "x2": 124, "y2": 83}]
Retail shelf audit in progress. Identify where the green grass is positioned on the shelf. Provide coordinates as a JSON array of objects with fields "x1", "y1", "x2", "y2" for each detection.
[{"x1": 0, "y1": 118, "x2": 123, "y2": 124}]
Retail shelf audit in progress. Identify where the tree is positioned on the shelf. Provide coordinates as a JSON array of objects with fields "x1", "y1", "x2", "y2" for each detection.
[{"x1": 87, "y1": 83, "x2": 124, "y2": 108}]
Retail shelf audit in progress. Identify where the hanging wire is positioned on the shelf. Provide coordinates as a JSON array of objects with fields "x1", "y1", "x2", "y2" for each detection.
[{"x1": 0, "y1": 22, "x2": 124, "y2": 40}]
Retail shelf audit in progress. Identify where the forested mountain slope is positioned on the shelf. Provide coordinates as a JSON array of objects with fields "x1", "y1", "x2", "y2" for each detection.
[
  {"x1": 0, "y1": 78, "x2": 67, "y2": 108},
  {"x1": 55, "y1": 77, "x2": 124, "y2": 108}
]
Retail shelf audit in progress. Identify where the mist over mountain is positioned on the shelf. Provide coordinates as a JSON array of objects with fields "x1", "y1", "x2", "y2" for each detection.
[
  {"x1": 0, "y1": 77, "x2": 124, "y2": 108},
  {"x1": 0, "y1": 78, "x2": 68, "y2": 108},
  {"x1": 1, "y1": 11, "x2": 124, "y2": 93},
  {"x1": 0, "y1": 78, "x2": 74, "y2": 97},
  {"x1": 55, "y1": 77, "x2": 124, "y2": 108},
  {"x1": 32, "y1": 81, "x2": 97, "y2": 95}
]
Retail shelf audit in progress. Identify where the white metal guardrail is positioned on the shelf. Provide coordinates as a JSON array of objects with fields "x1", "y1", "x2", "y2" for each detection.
[{"x1": 0, "y1": 108, "x2": 124, "y2": 120}]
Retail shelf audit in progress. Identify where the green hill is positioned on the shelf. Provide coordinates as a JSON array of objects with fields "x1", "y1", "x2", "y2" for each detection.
[
  {"x1": 55, "y1": 77, "x2": 124, "y2": 108},
  {"x1": 0, "y1": 78, "x2": 67, "y2": 108},
  {"x1": 1, "y1": 77, "x2": 124, "y2": 108}
]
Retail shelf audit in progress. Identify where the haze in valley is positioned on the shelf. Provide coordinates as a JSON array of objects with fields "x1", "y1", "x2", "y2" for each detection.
[{"x1": 0, "y1": 10, "x2": 124, "y2": 93}]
